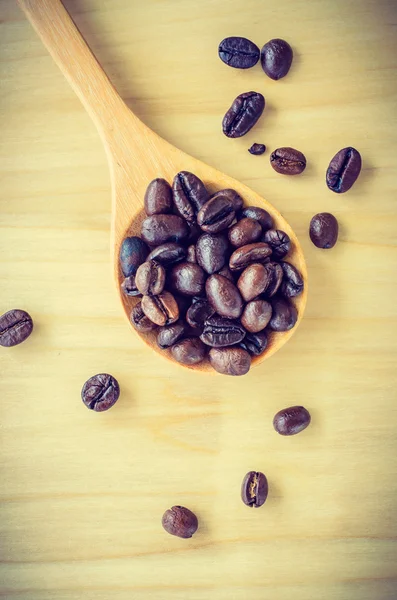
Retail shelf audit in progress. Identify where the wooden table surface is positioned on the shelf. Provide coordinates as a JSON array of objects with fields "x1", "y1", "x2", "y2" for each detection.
[{"x1": 1, "y1": 0, "x2": 397, "y2": 598}]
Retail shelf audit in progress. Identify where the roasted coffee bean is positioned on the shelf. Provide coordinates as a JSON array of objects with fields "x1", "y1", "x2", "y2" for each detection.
[
  {"x1": 121, "y1": 275, "x2": 141, "y2": 297},
  {"x1": 309, "y1": 213, "x2": 339, "y2": 249},
  {"x1": 228, "y1": 218, "x2": 262, "y2": 248},
  {"x1": 144, "y1": 178, "x2": 173, "y2": 215},
  {"x1": 240, "y1": 330, "x2": 268, "y2": 356},
  {"x1": 206, "y1": 274, "x2": 243, "y2": 319},
  {"x1": 262, "y1": 229, "x2": 291, "y2": 259},
  {"x1": 210, "y1": 189, "x2": 244, "y2": 212},
  {"x1": 229, "y1": 242, "x2": 272, "y2": 271},
  {"x1": 162, "y1": 505, "x2": 198, "y2": 538},
  {"x1": 270, "y1": 147, "x2": 306, "y2": 175},
  {"x1": 262, "y1": 262, "x2": 284, "y2": 297},
  {"x1": 130, "y1": 301, "x2": 158, "y2": 332},
  {"x1": 81, "y1": 373, "x2": 120, "y2": 412},
  {"x1": 119, "y1": 236, "x2": 149, "y2": 277},
  {"x1": 261, "y1": 38, "x2": 293, "y2": 80},
  {"x1": 186, "y1": 298, "x2": 215, "y2": 329},
  {"x1": 170, "y1": 262, "x2": 206, "y2": 296},
  {"x1": 269, "y1": 296, "x2": 297, "y2": 331},
  {"x1": 196, "y1": 233, "x2": 229, "y2": 274},
  {"x1": 239, "y1": 206, "x2": 273, "y2": 231},
  {"x1": 218, "y1": 36, "x2": 260, "y2": 69},
  {"x1": 241, "y1": 299, "x2": 272, "y2": 333},
  {"x1": 147, "y1": 242, "x2": 187, "y2": 266},
  {"x1": 186, "y1": 245, "x2": 197, "y2": 263},
  {"x1": 217, "y1": 265, "x2": 234, "y2": 281},
  {"x1": 197, "y1": 195, "x2": 235, "y2": 233},
  {"x1": 171, "y1": 337, "x2": 207, "y2": 365},
  {"x1": 135, "y1": 260, "x2": 166, "y2": 296},
  {"x1": 0, "y1": 309, "x2": 33, "y2": 347},
  {"x1": 141, "y1": 292, "x2": 179, "y2": 326},
  {"x1": 248, "y1": 143, "x2": 266, "y2": 155},
  {"x1": 172, "y1": 171, "x2": 209, "y2": 223},
  {"x1": 241, "y1": 471, "x2": 268, "y2": 507},
  {"x1": 141, "y1": 215, "x2": 189, "y2": 245},
  {"x1": 157, "y1": 320, "x2": 186, "y2": 349},
  {"x1": 237, "y1": 263, "x2": 272, "y2": 302},
  {"x1": 222, "y1": 91, "x2": 265, "y2": 138},
  {"x1": 200, "y1": 315, "x2": 245, "y2": 347},
  {"x1": 209, "y1": 347, "x2": 251, "y2": 376},
  {"x1": 280, "y1": 262, "x2": 304, "y2": 298},
  {"x1": 326, "y1": 147, "x2": 361, "y2": 193},
  {"x1": 273, "y1": 405, "x2": 311, "y2": 436}
]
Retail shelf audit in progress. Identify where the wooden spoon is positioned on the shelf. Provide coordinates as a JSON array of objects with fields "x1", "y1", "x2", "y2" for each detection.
[{"x1": 17, "y1": 0, "x2": 307, "y2": 373}]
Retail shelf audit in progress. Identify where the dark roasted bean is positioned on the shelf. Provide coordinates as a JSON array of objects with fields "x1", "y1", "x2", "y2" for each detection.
[
  {"x1": 229, "y1": 242, "x2": 272, "y2": 271},
  {"x1": 262, "y1": 262, "x2": 284, "y2": 297},
  {"x1": 170, "y1": 262, "x2": 206, "y2": 296},
  {"x1": 241, "y1": 471, "x2": 268, "y2": 507},
  {"x1": 273, "y1": 405, "x2": 311, "y2": 435},
  {"x1": 237, "y1": 263, "x2": 271, "y2": 302},
  {"x1": 119, "y1": 236, "x2": 149, "y2": 277},
  {"x1": 241, "y1": 299, "x2": 272, "y2": 333},
  {"x1": 81, "y1": 373, "x2": 120, "y2": 412},
  {"x1": 196, "y1": 233, "x2": 229, "y2": 274},
  {"x1": 141, "y1": 292, "x2": 179, "y2": 326},
  {"x1": 270, "y1": 147, "x2": 306, "y2": 175},
  {"x1": 135, "y1": 260, "x2": 166, "y2": 296},
  {"x1": 280, "y1": 262, "x2": 304, "y2": 298},
  {"x1": 210, "y1": 189, "x2": 244, "y2": 212},
  {"x1": 186, "y1": 298, "x2": 215, "y2": 329},
  {"x1": 239, "y1": 206, "x2": 273, "y2": 231},
  {"x1": 172, "y1": 171, "x2": 209, "y2": 222},
  {"x1": 262, "y1": 229, "x2": 291, "y2": 259},
  {"x1": 0, "y1": 309, "x2": 33, "y2": 347},
  {"x1": 222, "y1": 91, "x2": 265, "y2": 138},
  {"x1": 197, "y1": 195, "x2": 235, "y2": 234},
  {"x1": 147, "y1": 242, "x2": 187, "y2": 266},
  {"x1": 186, "y1": 244, "x2": 197, "y2": 263},
  {"x1": 200, "y1": 315, "x2": 245, "y2": 347},
  {"x1": 130, "y1": 301, "x2": 158, "y2": 333},
  {"x1": 157, "y1": 320, "x2": 186, "y2": 349},
  {"x1": 162, "y1": 506, "x2": 198, "y2": 538},
  {"x1": 228, "y1": 218, "x2": 262, "y2": 248},
  {"x1": 144, "y1": 178, "x2": 172, "y2": 215},
  {"x1": 206, "y1": 274, "x2": 243, "y2": 319},
  {"x1": 269, "y1": 296, "x2": 297, "y2": 331},
  {"x1": 261, "y1": 38, "x2": 293, "y2": 80},
  {"x1": 209, "y1": 346, "x2": 251, "y2": 376},
  {"x1": 240, "y1": 331, "x2": 268, "y2": 356},
  {"x1": 121, "y1": 275, "x2": 141, "y2": 297},
  {"x1": 326, "y1": 147, "x2": 361, "y2": 193},
  {"x1": 141, "y1": 215, "x2": 189, "y2": 245},
  {"x1": 218, "y1": 36, "x2": 260, "y2": 69},
  {"x1": 248, "y1": 143, "x2": 266, "y2": 155},
  {"x1": 171, "y1": 337, "x2": 207, "y2": 365},
  {"x1": 309, "y1": 213, "x2": 339, "y2": 249}
]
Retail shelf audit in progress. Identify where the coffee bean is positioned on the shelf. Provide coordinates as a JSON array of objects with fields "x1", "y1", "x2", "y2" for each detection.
[
  {"x1": 239, "y1": 206, "x2": 273, "y2": 231},
  {"x1": 186, "y1": 298, "x2": 215, "y2": 329},
  {"x1": 197, "y1": 195, "x2": 235, "y2": 234},
  {"x1": 262, "y1": 229, "x2": 291, "y2": 259},
  {"x1": 196, "y1": 233, "x2": 229, "y2": 274},
  {"x1": 241, "y1": 471, "x2": 268, "y2": 507},
  {"x1": 261, "y1": 38, "x2": 293, "y2": 80},
  {"x1": 186, "y1": 245, "x2": 197, "y2": 263},
  {"x1": 0, "y1": 309, "x2": 33, "y2": 347},
  {"x1": 217, "y1": 265, "x2": 234, "y2": 282},
  {"x1": 273, "y1": 405, "x2": 311, "y2": 436},
  {"x1": 135, "y1": 260, "x2": 166, "y2": 296},
  {"x1": 280, "y1": 261, "x2": 304, "y2": 298},
  {"x1": 326, "y1": 147, "x2": 361, "y2": 193},
  {"x1": 162, "y1": 506, "x2": 198, "y2": 538},
  {"x1": 141, "y1": 215, "x2": 189, "y2": 245},
  {"x1": 142, "y1": 292, "x2": 179, "y2": 326},
  {"x1": 269, "y1": 296, "x2": 297, "y2": 331},
  {"x1": 270, "y1": 147, "x2": 306, "y2": 175},
  {"x1": 222, "y1": 92, "x2": 265, "y2": 138},
  {"x1": 237, "y1": 263, "x2": 272, "y2": 302},
  {"x1": 147, "y1": 242, "x2": 187, "y2": 266},
  {"x1": 121, "y1": 275, "x2": 141, "y2": 297},
  {"x1": 171, "y1": 337, "x2": 207, "y2": 365},
  {"x1": 210, "y1": 189, "x2": 244, "y2": 212},
  {"x1": 241, "y1": 299, "x2": 272, "y2": 333},
  {"x1": 200, "y1": 315, "x2": 245, "y2": 347},
  {"x1": 144, "y1": 178, "x2": 172, "y2": 215},
  {"x1": 157, "y1": 320, "x2": 186, "y2": 349},
  {"x1": 218, "y1": 36, "x2": 260, "y2": 69},
  {"x1": 240, "y1": 330, "x2": 268, "y2": 356},
  {"x1": 172, "y1": 171, "x2": 209, "y2": 223},
  {"x1": 206, "y1": 274, "x2": 243, "y2": 319},
  {"x1": 170, "y1": 262, "x2": 206, "y2": 296},
  {"x1": 130, "y1": 301, "x2": 158, "y2": 332},
  {"x1": 119, "y1": 236, "x2": 149, "y2": 277},
  {"x1": 81, "y1": 373, "x2": 120, "y2": 412},
  {"x1": 228, "y1": 217, "x2": 262, "y2": 248},
  {"x1": 309, "y1": 213, "x2": 339, "y2": 249},
  {"x1": 229, "y1": 242, "x2": 272, "y2": 271},
  {"x1": 248, "y1": 143, "x2": 266, "y2": 155},
  {"x1": 262, "y1": 262, "x2": 284, "y2": 297},
  {"x1": 209, "y1": 347, "x2": 251, "y2": 376}
]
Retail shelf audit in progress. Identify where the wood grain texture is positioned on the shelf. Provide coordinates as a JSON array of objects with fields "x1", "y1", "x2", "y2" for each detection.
[{"x1": 1, "y1": 0, "x2": 397, "y2": 597}]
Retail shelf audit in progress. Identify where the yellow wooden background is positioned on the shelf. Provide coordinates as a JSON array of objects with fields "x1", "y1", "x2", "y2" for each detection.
[{"x1": 1, "y1": 0, "x2": 397, "y2": 598}]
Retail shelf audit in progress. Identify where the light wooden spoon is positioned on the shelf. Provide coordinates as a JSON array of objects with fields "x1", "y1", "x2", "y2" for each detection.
[{"x1": 17, "y1": 0, "x2": 308, "y2": 373}]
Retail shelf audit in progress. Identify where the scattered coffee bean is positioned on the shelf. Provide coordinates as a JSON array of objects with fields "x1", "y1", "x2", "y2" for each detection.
[
  {"x1": 135, "y1": 260, "x2": 166, "y2": 296},
  {"x1": 119, "y1": 236, "x2": 149, "y2": 277},
  {"x1": 144, "y1": 178, "x2": 172, "y2": 215},
  {"x1": 200, "y1": 315, "x2": 245, "y2": 347},
  {"x1": 171, "y1": 337, "x2": 207, "y2": 365},
  {"x1": 269, "y1": 296, "x2": 298, "y2": 331},
  {"x1": 241, "y1": 299, "x2": 272, "y2": 333},
  {"x1": 209, "y1": 346, "x2": 251, "y2": 376},
  {"x1": 261, "y1": 38, "x2": 293, "y2": 80},
  {"x1": 157, "y1": 320, "x2": 186, "y2": 349},
  {"x1": 222, "y1": 91, "x2": 265, "y2": 138},
  {"x1": 141, "y1": 215, "x2": 189, "y2": 246},
  {"x1": 218, "y1": 36, "x2": 260, "y2": 69},
  {"x1": 121, "y1": 275, "x2": 140, "y2": 297},
  {"x1": 270, "y1": 147, "x2": 306, "y2": 175},
  {"x1": 237, "y1": 263, "x2": 272, "y2": 302},
  {"x1": 262, "y1": 229, "x2": 291, "y2": 259},
  {"x1": 241, "y1": 471, "x2": 268, "y2": 507},
  {"x1": 240, "y1": 330, "x2": 268, "y2": 356},
  {"x1": 273, "y1": 405, "x2": 311, "y2": 436},
  {"x1": 248, "y1": 143, "x2": 266, "y2": 155},
  {"x1": 309, "y1": 213, "x2": 339, "y2": 249},
  {"x1": 0, "y1": 309, "x2": 33, "y2": 347},
  {"x1": 186, "y1": 245, "x2": 197, "y2": 263},
  {"x1": 228, "y1": 218, "x2": 262, "y2": 248},
  {"x1": 280, "y1": 261, "x2": 304, "y2": 298},
  {"x1": 186, "y1": 298, "x2": 215, "y2": 329},
  {"x1": 197, "y1": 194, "x2": 235, "y2": 234},
  {"x1": 162, "y1": 505, "x2": 198, "y2": 538},
  {"x1": 172, "y1": 171, "x2": 209, "y2": 222},
  {"x1": 141, "y1": 292, "x2": 179, "y2": 326},
  {"x1": 170, "y1": 262, "x2": 206, "y2": 296},
  {"x1": 326, "y1": 147, "x2": 361, "y2": 193},
  {"x1": 229, "y1": 242, "x2": 272, "y2": 271},
  {"x1": 206, "y1": 274, "x2": 243, "y2": 319},
  {"x1": 130, "y1": 301, "x2": 158, "y2": 333},
  {"x1": 81, "y1": 373, "x2": 120, "y2": 412},
  {"x1": 210, "y1": 189, "x2": 244, "y2": 212},
  {"x1": 196, "y1": 233, "x2": 229, "y2": 274},
  {"x1": 147, "y1": 243, "x2": 187, "y2": 266},
  {"x1": 239, "y1": 206, "x2": 273, "y2": 231}
]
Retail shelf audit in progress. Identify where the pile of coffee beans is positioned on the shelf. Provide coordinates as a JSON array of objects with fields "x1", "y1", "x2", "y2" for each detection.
[{"x1": 120, "y1": 172, "x2": 304, "y2": 375}]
